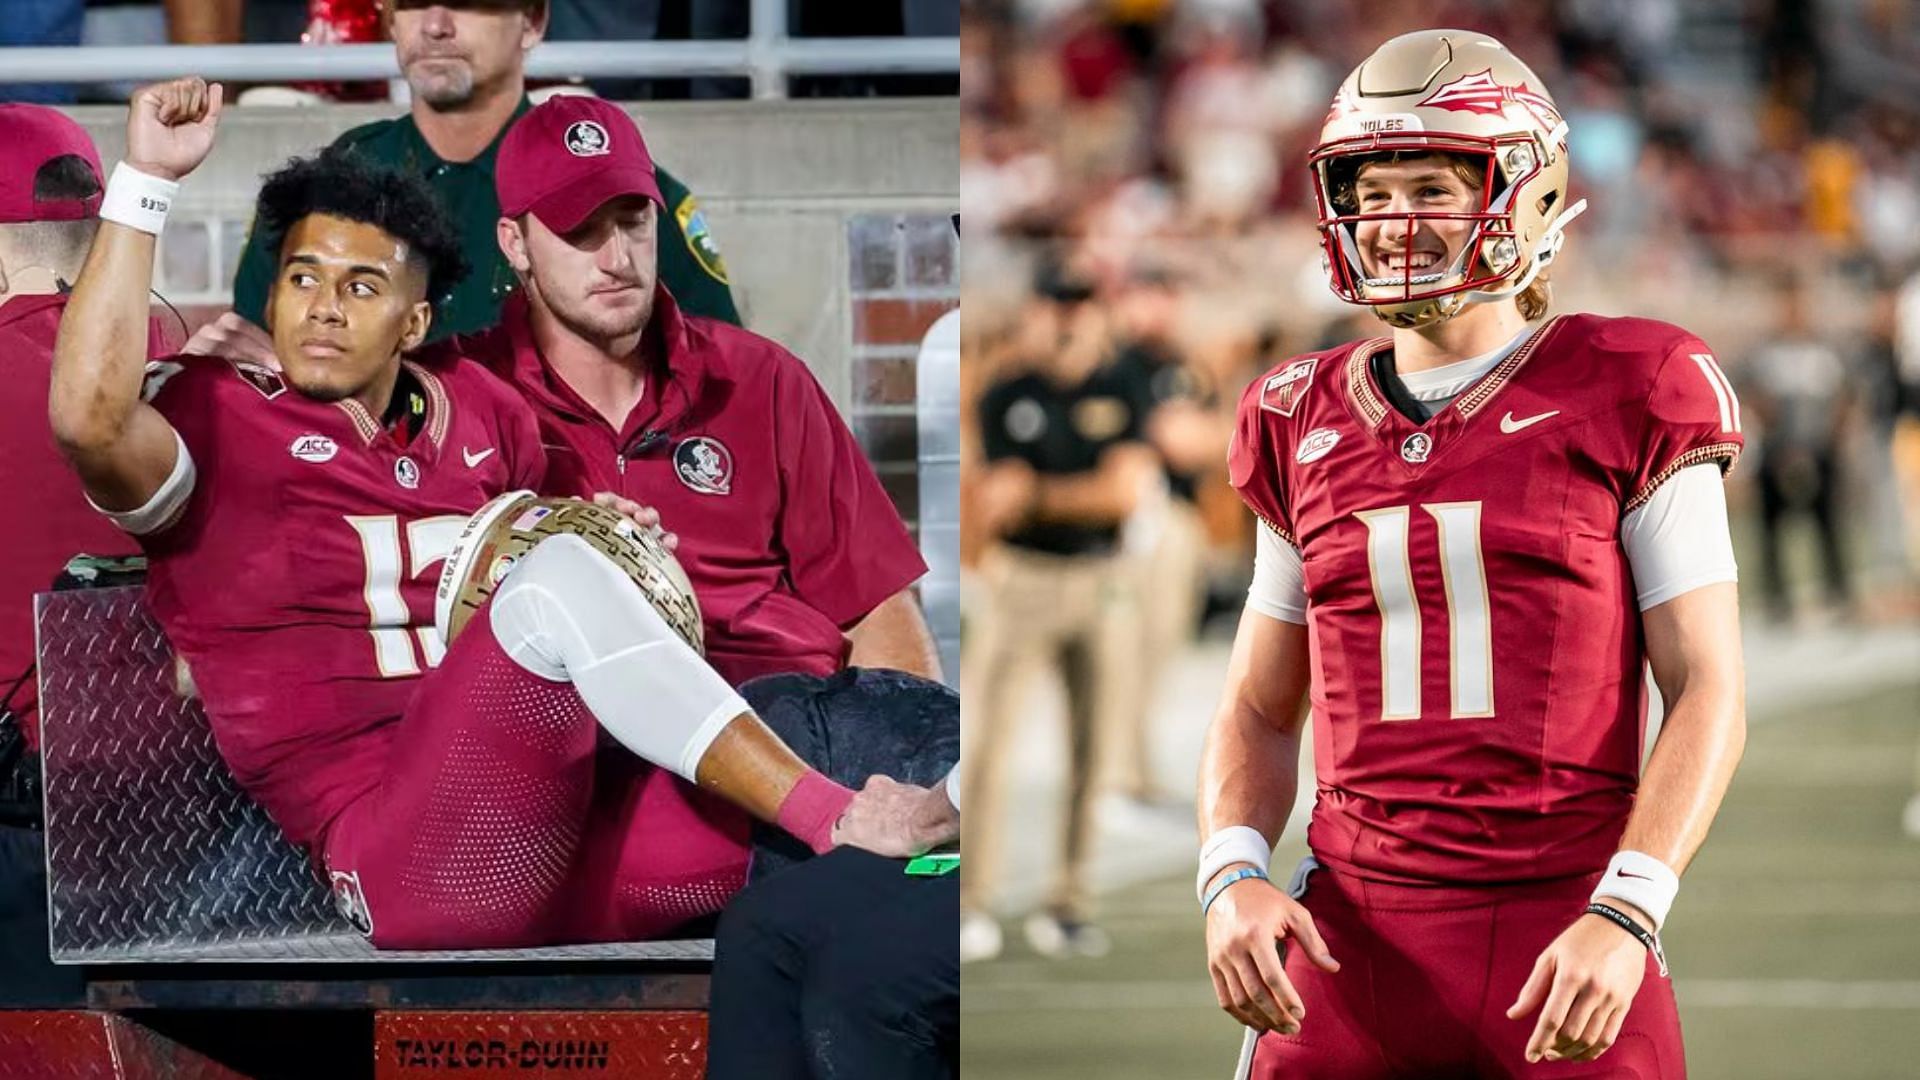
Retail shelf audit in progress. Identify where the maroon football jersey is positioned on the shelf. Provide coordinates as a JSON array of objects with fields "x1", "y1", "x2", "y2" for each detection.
[
  {"x1": 136, "y1": 354, "x2": 546, "y2": 848},
  {"x1": 1229, "y1": 314, "x2": 1744, "y2": 885}
]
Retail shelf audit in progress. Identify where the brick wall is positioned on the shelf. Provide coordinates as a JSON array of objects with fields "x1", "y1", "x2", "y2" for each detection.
[{"x1": 846, "y1": 213, "x2": 959, "y2": 541}]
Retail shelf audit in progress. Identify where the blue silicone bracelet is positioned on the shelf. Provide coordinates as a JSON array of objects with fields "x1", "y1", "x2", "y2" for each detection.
[{"x1": 1201, "y1": 866, "x2": 1270, "y2": 915}]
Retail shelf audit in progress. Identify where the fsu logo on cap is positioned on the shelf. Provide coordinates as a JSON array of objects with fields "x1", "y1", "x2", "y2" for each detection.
[
  {"x1": 564, "y1": 120, "x2": 610, "y2": 157},
  {"x1": 675, "y1": 436, "x2": 734, "y2": 496}
]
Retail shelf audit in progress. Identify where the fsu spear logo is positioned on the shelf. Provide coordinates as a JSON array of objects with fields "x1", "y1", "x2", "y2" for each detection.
[{"x1": 1418, "y1": 68, "x2": 1564, "y2": 133}]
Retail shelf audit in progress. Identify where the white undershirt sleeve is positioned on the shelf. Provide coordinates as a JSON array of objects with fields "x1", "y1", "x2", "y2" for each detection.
[
  {"x1": 489, "y1": 533, "x2": 749, "y2": 782},
  {"x1": 1247, "y1": 522, "x2": 1309, "y2": 624},
  {"x1": 1622, "y1": 462, "x2": 1739, "y2": 610},
  {"x1": 88, "y1": 428, "x2": 196, "y2": 536}
]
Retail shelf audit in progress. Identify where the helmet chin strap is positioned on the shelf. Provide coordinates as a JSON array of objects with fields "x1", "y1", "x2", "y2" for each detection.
[
  {"x1": 1457, "y1": 198, "x2": 1589, "y2": 308},
  {"x1": 1363, "y1": 198, "x2": 1588, "y2": 329}
]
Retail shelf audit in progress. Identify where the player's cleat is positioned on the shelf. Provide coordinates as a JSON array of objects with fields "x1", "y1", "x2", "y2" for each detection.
[
  {"x1": 1023, "y1": 910, "x2": 1111, "y2": 960},
  {"x1": 961, "y1": 910, "x2": 1004, "y2": 964}
]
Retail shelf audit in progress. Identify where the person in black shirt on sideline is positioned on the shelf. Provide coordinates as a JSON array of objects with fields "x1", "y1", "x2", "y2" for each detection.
[
  {"x1": 1099, "y1": 265, "x2": 1232, "y2": 810},
  {"x1": 959, "y1": 264, "x2": 1161, "y2": 963}
]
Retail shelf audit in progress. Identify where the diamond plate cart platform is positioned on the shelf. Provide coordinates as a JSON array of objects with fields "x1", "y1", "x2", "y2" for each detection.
[
  {"x1": 20, "y1": 586, "x2": 714, "y2": 1079},
  {"x1": 35, "y1": 585, "x2": 711, "y2": 966}
]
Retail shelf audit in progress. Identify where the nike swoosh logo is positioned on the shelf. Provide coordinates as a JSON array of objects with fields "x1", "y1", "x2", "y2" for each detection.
[
  {"x1": 463, "y1": 446, "x2": 496, "y2": 468},
  {"x1": 1499, "y1": 409, "x2": 1560, "y2": 434},
  {"x1": 1614, "y1": 869, "x2": 1653, "y2": 881}
]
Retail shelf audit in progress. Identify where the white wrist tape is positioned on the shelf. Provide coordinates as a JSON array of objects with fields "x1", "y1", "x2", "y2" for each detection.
[
  {"x1": 1591, "y1": 850, "x2": 1680, "y2": 932},
  {"x1": 1197, "y1": 825, "x2": 1273, "y2": 905},
  {"x1": 99, "y1": 162, "x2": 180, "y2": 235}
]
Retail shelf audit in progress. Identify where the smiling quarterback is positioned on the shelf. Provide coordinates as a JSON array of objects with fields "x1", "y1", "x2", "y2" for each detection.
[{"x1": 1197, "y1": 29, "x2": 1747, "y2": 1077}]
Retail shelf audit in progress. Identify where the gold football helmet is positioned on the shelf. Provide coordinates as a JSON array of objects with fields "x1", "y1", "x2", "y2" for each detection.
[
  {"x1": 433, "y1": 491, "x2": 704, "y2": 652},
  {"x1": 1311, "y1": 29, "x2": 1588, "y2": 327}
]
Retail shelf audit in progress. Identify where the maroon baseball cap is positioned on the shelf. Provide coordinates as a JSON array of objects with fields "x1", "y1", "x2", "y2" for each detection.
[
  {"x1": 0, "y1": 104, "x2": 104, "y2": 224},
  {"x1": 496, "y1": 95, "x2": 663, "y2": 234}
]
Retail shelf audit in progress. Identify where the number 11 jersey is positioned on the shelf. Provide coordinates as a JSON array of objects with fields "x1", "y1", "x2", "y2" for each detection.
[{"x1": 1228, "y1": 314, "x2": 1743, "y2": 886}]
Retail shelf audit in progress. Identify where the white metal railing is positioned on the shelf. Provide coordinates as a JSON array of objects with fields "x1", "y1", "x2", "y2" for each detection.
[{"x1": 0, "y1": 35, "x2": 956, "y2": 100}]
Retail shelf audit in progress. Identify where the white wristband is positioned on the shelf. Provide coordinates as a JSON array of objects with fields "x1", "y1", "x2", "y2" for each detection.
[
  {"x1": 1591, "y1": 850, "x2": 1680, "y2": 932},
  {"x1": 99, "y1": 161, "x2": 180, "y2": 236},
  {"x1": 1196, "y1": 825, "x2": 1273, "y2": 905}
]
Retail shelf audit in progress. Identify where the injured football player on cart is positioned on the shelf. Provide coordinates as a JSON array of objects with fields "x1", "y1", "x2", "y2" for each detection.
[{"x1": 49, "y1": 76, "x2": 936, "y2": 949}]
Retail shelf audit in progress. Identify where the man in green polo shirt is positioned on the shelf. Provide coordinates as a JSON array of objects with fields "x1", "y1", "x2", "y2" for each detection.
[{"x1": 230, "y1": 0, "x2": 738, "y2": 341}]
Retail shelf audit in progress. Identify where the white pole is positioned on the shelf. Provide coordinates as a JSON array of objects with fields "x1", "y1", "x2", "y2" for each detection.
[
  {"x1": 0, "y1": 39, "x2": 956, "y2": 88},
  {"x1": 748, "y1": 0, "x2": 787, "y2": 100}
]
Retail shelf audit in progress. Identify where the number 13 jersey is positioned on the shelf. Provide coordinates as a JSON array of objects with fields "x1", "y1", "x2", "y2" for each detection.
[
  {"x1": 1228, "y1": 314, "x2": 1743, "y2": 885},
  {"x1": 129, "y1": 354, "x2": 547, "y2": 849}
]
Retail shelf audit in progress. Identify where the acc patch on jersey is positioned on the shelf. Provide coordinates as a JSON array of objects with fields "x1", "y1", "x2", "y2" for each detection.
[
  {"x1": 1260, "y1": 359, "x2": 1318, "y2": 418},
  {"x1": 675, "y1": 196, "x2": 731, "y2": 284},
  {"x1": 675, "y1": 436, "x2": 734, "y2": 495},
  {"x1": 289, "y1": 434, "x2": 338, "y2": 464},
  {"x1": 1296, "y1": 427, "x2": 1340, "y2": 464}
]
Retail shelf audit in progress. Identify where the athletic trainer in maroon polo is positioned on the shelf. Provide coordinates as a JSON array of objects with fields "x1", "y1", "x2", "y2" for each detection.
[
  {"x1": 0, "y1": 104, "x2": 172, "y2": 744},
  {"x1": 458, "y1": 95, "x2": 936, "y2": 686}
]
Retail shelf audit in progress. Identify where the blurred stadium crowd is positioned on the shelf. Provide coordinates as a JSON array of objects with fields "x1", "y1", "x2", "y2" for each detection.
[
  {"x1": 959, "y1": 0, "x2": 1920, "y2": 953},
  {"x1": 1, "y1": 0, "x2": 958, "y2": 102}
]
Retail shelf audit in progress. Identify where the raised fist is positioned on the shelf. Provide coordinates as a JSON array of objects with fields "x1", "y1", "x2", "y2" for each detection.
[{"x1": 126, "y1": 78, "x2": 224, "y2": 183}]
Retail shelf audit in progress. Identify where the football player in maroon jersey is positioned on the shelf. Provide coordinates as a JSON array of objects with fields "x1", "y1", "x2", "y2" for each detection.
[
  {"x1": 1198, "y1": 31, "x2": 1747, "y2": 1076},
  {"x1": 48, "y1": 77, "x2": 932, "y2": 949}
]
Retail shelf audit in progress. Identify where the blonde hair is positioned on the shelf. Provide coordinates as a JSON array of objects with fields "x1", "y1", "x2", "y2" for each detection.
[{"x1": 1517, "y1": 274, "x2": 1551, "y2": 321}]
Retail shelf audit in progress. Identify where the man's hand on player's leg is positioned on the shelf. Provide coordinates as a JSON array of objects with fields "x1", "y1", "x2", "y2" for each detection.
[
  {"x1": 1204, "y1": 875, "x2": 1339, "y2": 1035},
  {"x1": 831, "y1": 774, "x2": 943, "y2": 859},
  {"x1": 592, "y1": 492, "x2": 678, "y2": 552},
  {"x1": 1506, "y1": 910, "x2": 1650, "y2": 1063}
]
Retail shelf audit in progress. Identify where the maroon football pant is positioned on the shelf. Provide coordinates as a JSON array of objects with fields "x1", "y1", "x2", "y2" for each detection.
[
  {"x1": 320, "y1": 605, "x2": 751, "y2": 949},
  {"x1": 1250, "y1": 859, "x2": 1685, "y2": 1080}
]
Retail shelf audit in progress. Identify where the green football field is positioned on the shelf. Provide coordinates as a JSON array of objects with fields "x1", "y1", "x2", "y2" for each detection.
[{"x1": 962, "y1": 679, "x2": 1920, "y2": 1079}]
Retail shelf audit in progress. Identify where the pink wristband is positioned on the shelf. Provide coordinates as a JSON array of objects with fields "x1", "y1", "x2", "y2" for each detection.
[{"x1": 776, "y1": 769, "x2": 855, "y2": 855}]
